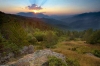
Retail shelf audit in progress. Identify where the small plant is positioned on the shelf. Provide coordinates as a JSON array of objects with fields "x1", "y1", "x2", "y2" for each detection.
[
  {"x1": 47, "y1": 56, "x2": 67, "y2": 66},
  {"x1": 71, "y1": 47, "x2": 77, "y2": 51},
  {"x1": 93, "y1": 50, "x2": 100, "y2": 57},
  {"x1": 28, "y1": 36, "x2": 37, "y2": 45},
  {"x1": 66, "y1": 58, "x2": 80, "y2": 66}
]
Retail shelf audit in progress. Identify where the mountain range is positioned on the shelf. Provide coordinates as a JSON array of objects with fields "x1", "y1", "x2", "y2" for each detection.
[
  {"x1": 16, "y1": 11, "x2": 100, "y2": 30},
  {"x1": 62, "y1": 12, "x2": 100, "y2": 30},
  {"x1": 16, "y1": 12, "x2": 68, "y2": 29},
  {"x1": 1, "y1": 11, "x2": 100, "y2": 30}
]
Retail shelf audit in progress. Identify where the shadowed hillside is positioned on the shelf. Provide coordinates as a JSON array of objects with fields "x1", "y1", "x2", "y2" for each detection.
[
  {"x1": 62, "y1": 12, "x2": 100, "y2": 30},
  {"x1": 0, "y1": 11, "x2": 52, "y2": 30}
]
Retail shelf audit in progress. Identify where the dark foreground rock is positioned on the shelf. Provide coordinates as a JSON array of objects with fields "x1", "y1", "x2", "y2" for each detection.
[{"x1": 8, "y1": 49, "x2": 67, "y2": 66}]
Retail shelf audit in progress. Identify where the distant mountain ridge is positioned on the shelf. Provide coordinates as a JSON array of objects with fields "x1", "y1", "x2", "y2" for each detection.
[
  {"x1": 17, "y1": 12, "x2": 49, "y2": 18},
  {"x1": 75, "y1": 12, "x2": 100, "y2": 17},
  {"x1": 62, "y1": 12, "x2": 100, "y2": 30}
]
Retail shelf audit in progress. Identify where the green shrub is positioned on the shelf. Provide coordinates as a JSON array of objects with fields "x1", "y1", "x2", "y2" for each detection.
[
  {"x1": 1, "y1": 32, "x2": 19, "y2": 55},
  {"x1": 47, "y1": 56, "x2": 66, "y2": 66},
  {"x1": 93, "y1": 50, "x2": 100, "y2": 57},
  {"x1": 33, "y1": 30, "x2": 58, "y2": 48},
  {"x1": 1, "y1": 22, "x2": 29, "y2": 47},
  {"x1": 4, "y1": 42, "x2": 20, "y2": 53},
  {"x1": 86, "y1": 30, "x2": 100, "y2": 44},
  {"x1": 0, "y1": 40, "x2": 20, "y2": 56},
  {"x1": 58, "y1": 36, "x2": 67, "y2": 42},
  {"x1": 44, "y1": 31, "x2": 58, "y2": 48},
  {"x1": 28, "y1": 35, "x2": 37, "y2": 44},
  {"x1": 34, "y1": 31, "x2": 45, "y2": 42}
]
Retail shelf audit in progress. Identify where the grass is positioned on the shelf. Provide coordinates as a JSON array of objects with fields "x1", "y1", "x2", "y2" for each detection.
[{"x1": 52, "y1": 41, "x2": 100, "y2": 66}]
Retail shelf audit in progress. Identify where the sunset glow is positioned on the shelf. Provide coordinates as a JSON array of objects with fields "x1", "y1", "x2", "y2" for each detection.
[
  {"x1": 0, "y1": 0, "x2": 100, "y2": 15},
  {"x1": 33, "y1": 10, "x2": 38, "y2": 13}
]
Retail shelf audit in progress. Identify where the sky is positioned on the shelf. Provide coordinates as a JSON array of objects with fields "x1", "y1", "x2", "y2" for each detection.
[{"x1": 0, "y1": 0, "x2": 100, "y2": 15}]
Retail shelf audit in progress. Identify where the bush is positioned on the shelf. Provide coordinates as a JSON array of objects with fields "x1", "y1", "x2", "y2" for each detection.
[
  {"x1": 4, "y1": 42, "x2": 20, "y2": 53},
  {"x1": 33, "y1": 30, "x2": 58, "y2": 48},
  {"x1": 47, "y1": 56, "x2": 66, "y2": 66},
  {"x1": 1, "y1": 22, "x2": 29, "y2": 47},
  {"x1": 0, "y1": 40, "x2": 20, "y2": 56},
  {"x1": 0, "y1": 32, "x2": 19, "y2": 55},
  {"x1": 86, "y1": 30, "x2": 100, "y2": 44},
  {"x1": 93, "y1": 50, "x2": 100, "y2": 57},
  {"x1": 58, "y1": 36, "x2": 67, "y2": 42},
  {"x1": 34, "y1": 31, "x2": 45, "y2": 42},
  {"x1": 28, "y1": 35, "x2": 37, "y2": 44},
  {"x1": 44, "y1": 31, "x2": 58, "y2": 48}
]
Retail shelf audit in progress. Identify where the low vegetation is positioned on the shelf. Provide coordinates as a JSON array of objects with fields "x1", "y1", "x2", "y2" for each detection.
[
  {"x1": 47, "y1": 56, "x2": 66, "y2": 66},
  {"x1": 52, "y1": 41, "x2": 100, "y2": 66},
  {"x1": 93, "y1": 50, "x2": 100, "y2": 58},
  {"x1": 66, "y1": 58, "x2": 80, "y2": 66}
]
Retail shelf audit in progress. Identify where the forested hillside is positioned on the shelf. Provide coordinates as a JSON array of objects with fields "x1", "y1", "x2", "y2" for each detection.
[{"x1": 0, "y1": 11, "x2": 57, "y2": 58}]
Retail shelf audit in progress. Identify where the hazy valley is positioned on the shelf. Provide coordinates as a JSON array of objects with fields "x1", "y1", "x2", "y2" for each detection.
[{"x1": 17, "y1": 11, "x2": 100, "y2": 30}]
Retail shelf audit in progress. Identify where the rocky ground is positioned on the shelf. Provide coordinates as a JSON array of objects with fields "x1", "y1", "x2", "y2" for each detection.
[{"x1": 7, "y1": 49, "x2": 67, "y2": 66}]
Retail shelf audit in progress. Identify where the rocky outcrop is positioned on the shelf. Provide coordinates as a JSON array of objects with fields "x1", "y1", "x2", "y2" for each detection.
[
  {"x1": 9, "y1": 49, "x2": 67, "y2": 66},
  {"x1": 0, "y1": 45, "x2": 34, "y2": 64}
]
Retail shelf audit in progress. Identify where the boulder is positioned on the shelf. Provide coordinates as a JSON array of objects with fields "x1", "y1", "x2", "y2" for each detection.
[
  {"x1": 28, "y1": 45, "x2": 34, "y2": 54},
  {"x1": 20, "y1": 45, "x2": 34, "y2": 54},
  {"x1": 20, "y1": 46, "x2": 29, "y2": 54}
]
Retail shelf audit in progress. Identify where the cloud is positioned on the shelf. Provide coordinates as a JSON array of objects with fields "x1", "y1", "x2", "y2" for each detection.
[{"x1": 27, "y1": 4, "x2": 43, "y2": 10}]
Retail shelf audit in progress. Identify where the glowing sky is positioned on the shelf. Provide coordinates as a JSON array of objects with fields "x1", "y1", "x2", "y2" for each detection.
[{"x1": 0, "y1": 0, "x2": 100, "y2": 15}]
